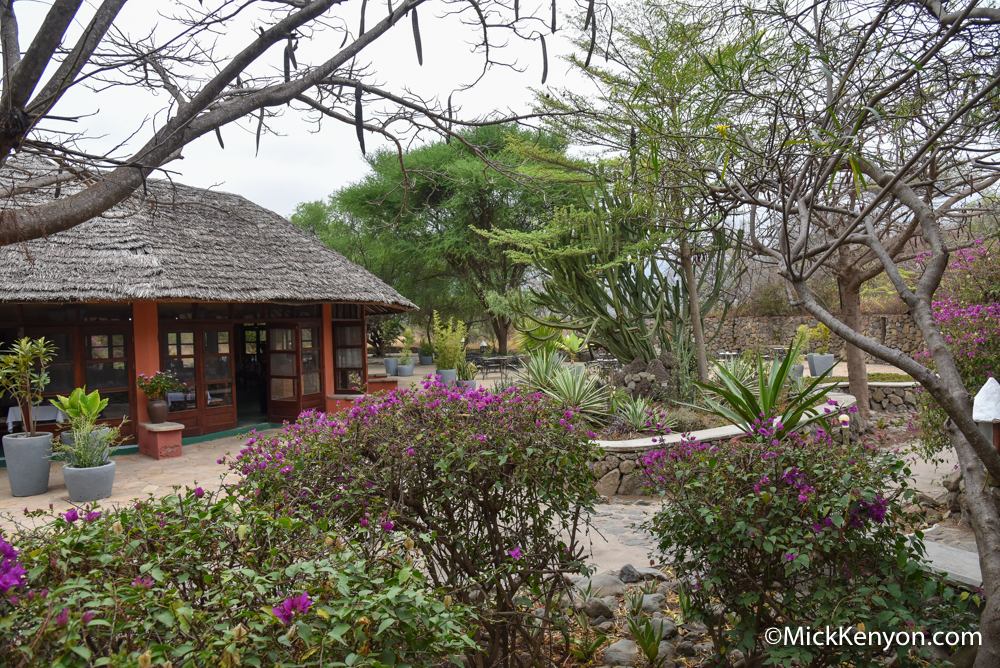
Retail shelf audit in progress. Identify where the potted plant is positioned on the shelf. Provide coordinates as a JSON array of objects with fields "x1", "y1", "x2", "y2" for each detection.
[
  {"x1": 418, "y1": 339, "x2": 435, "y2": 366},
  {"x1": 456, "y1": 360, "x2": 478, "y2": 390},
  {"x1": 0, "y1": 337, "x2": 57, "y2": 497},
  {"x1": 383, "y1": 355, "x2": 399, "y2": 376},
  {"x1": 398, "y1": 329, "x2": 416, "y2": 376},
  {"x1": 559, "y1": 332, "x2": 588, "y2": 376},
  {"x1": 135, "y1": 371, "x2": 183, "y2": 423},
  {"x1": 806, "y1": 322, "x2": 835, "y2": 376},
  {"x1": 51, "y1": 388, "x2": 123, "y2": 502},
  {"x1": 790, "y1": 325, "x2": 810, "y2": 380},
  {"x1": 433, "y1": 311, "x2": 466, "y2": 385}
]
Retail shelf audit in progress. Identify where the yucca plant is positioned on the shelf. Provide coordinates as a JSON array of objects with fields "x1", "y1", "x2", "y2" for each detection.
[
  {"x1": 520, "y1": 349, "x2": 565, "y2": 393},
  {"x1": 711, "y1": 356, "x2": 759, "y2": 396},
  {"x1": 689, "y1": 340, "x2": 838, "y2": 441},
  {"x1": 542, "y1": 367, "x2": 609, "y2": 424},
  {"x1": 617, "y1": 396, "x2": 678, "y2": 434}
]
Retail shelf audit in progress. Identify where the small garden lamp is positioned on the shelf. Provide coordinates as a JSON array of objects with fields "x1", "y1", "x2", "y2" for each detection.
[
  {"x1": 973, "y1": 377, "x2": 1000, "y2": 453},
  {"x1": 479, "y1": 340, "x2": 488, "y2": 354}
]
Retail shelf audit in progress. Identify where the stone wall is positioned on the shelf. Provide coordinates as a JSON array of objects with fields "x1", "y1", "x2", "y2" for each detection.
[
  {"x1": 839, "y1": 382, "x2": 919, "y2": 413},
  {"x1": 703, "y1": 314, "x2": 923, "y2": 360}
]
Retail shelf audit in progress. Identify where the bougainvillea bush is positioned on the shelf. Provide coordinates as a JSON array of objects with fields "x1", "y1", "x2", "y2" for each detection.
[
  {"x1": 0, "y1": 489, "x2": 473, "y2": 667},
  {"x1": 641, "y1": 421, "x2": 975, "y2": 667},
  {"x1": 229, "y1": 379, "x2": 602, "y2": 667},
  {"x1": 915, "y1": 241, "x2": 1000, "y2": 456}
]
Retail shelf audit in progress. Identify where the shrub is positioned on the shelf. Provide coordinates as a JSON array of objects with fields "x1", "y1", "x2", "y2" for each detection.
[
  {"x1": 432, "y1": 311, "x2": 466, "y2": 370},
  {"x1": 640, "y1": 428, "x2": 969, "y2": 667},
  {"x1": 740, "y1": 281, "x2": 790, "y2": 316},
  {"x1": 228, "y1": 381, "x2": 602, "y2": 666},
  {"x1": 2, "y1": 489, "x2": 473, "y2": 668},
  {"x1": 615, "y1": 396, "x2": 678, "y2": 434}
]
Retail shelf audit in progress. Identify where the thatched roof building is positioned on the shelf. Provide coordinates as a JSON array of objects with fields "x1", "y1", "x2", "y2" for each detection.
[{"x1": 0, "y1": 156, "x2": 412, "y2": 443}]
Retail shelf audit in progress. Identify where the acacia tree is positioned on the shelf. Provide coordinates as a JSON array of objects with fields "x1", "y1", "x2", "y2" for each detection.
[
  {"x1": 0, "y1": 0, "x2": 585, "y2": 246},
  {"x1": 684, "y1": 0, "x2": 1000, "y2": 662},
  {"x1": 331, "y1": 125, "x2": 586, "y2": 353}
]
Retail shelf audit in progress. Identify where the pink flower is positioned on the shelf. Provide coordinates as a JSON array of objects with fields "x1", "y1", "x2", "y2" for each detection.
[
  {"x1": 381, "y1": 521, "x2": 394, "y2": 532},
  {"x1": 132, "y1": 576, "x2": 154, "y2": 590},
  {"x1": 193, "y1": 487, "x2": 205, "y2": 498},
  {"x1": 63, "y1": 509, "x2": 79, "y2": 523},
  {"x1": 84, "y1": 511, "x2": 101, "y2": 522},
  {"x1": 55, "y1": 608, "x2": 69, "y2": 627},
  {"x1": 274, "y1": 592, "x2": 312, "y2": 624},
  {"x1": 508, "y1": 546, "x2": 522, "y2": 560},
  {"x1": 82, "y1": 611, "x2": 95, "y2": 625}
]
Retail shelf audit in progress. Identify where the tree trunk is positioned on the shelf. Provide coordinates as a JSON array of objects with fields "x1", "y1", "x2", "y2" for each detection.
[
  {"x1": 681, "y1": 237, "x2": 709, "y2": 381},
  {"x1": 840, "y1": 279, "x2": 870, "y2": 419},
  {"x1": 949, "y1": 420, "x2": 1000, "y2": 668},
  {"x1": 491, "y1": 316, "x2": 509, "y2": 355}
]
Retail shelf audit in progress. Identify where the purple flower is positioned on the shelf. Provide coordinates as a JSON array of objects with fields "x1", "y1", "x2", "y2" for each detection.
[
  {"x1": 273, "y1": 592, "x2": 312, "y2": 624},
  {"x1": 132, "y1": 576, "x2": 154, "y2": 590},
  {"x1": 508, "y1": 546, "x2": 522, "y2": 560},
  {"x1": 82, "y1": 611, "x2": 95, "y2": 625},
  {"x1": 55, "y1": 608, "x2": 69, "y2": 627},
  {"x1": 0, "y1": 538, "x2": 27, "y2": 595},
  {"x1": 84, "y1": 511, "x2": 101, "y2": 523},
  {"x1": 381, "y1": 521, "x2": 394, "y2": 532},
  {"x1": 784, "y1": 553, "x2": 796, "y2": 562},
  {"x1": 63, "y1": 509, "x2": 79, "y2": 523},
  {"x1": 360, "y1": 518, "x2": 369, "y2": 528},
  {"x1": 193, "y1": 487, "x2": 205, "y2": 498}
]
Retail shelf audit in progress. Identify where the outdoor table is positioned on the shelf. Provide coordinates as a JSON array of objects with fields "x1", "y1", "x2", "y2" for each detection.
[{"x1": 6, "y1": 406, "x2": 67, "y2": 433}]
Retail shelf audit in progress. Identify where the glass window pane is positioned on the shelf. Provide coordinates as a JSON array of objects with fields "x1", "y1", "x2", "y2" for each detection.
[
  {"x1": 21, "y1": 304, "x2": 76, "y2": 322},
  {"x1": 180, "y1": 332, "x2": 194, "y2": 344},
  {"x1": 86, "y1": 362, "x2": 128, "y2": 390},
  {"x1": 197, "y1": 304, "x2": 230, "y2": 320},
  {"x1": 181, "y1": 344, "x2": 195, "y2": 356},
  {"x1": 203, "y1": 330, "x2": 231, "y2": 355},
  {"x1": 271, "y1": 352, "x2": 296, "y2": 376},
  {"x1": 166, "y1": 358, "x2": 197, "y2": 384},
  {"x1": 167, "y1": 332, "x2": 177, "y2": 344},
  {"x1": 271, "y1": 378, "x2": 295, "y2": 400},
  {"x1": 301, "y1": 327, "x2": 317, "y2": 349},
  {"x1": 268, "y1": 305, "x2": 294, "y2": 319},
  {"x1": 233, "y1": 304, "x2": 264, "y2": 320},
  {"x1": 47, "y1": 363, "x2": 76, "y2": 394},
  {"x1": 81, "y1": 304, "x2": 131, "y2": 321},
  {"x1": 270, "y1": 329, "x2": 295, "y2": 351},
  {"x1": 301, "y1": 350, "x2": 320, "y2": 372},
  {"x1": 46, "y1": 332, "x2": 74, "y2": 362},
  {"x1": 204, "y1": 355, "x2": 231, "y2": 381},
  {"x1": 167, "y1": 386, "x2": 197, "y2": 412},
  {"x1": 99, "y1": 391, "x2": 130, "y2": 420},
  {"x1": 336, "y1": 348, "x2": 363, "y2": 368},
  {"x1": 335, "y1": 326, "x2": 363, "y2": 347},
  {"x1": 158, "y1": 303, "x2": 195, "y2": 320},
  {"x1": 206, "y1": 382, "x2": 233, "y2": 407},
  {"x1": 112, "y1": 334, "x2": 124, "y2": 346},
  {"x1": 302, "y1": 372, "x2": 320, "y2": 396},
  {"x1": 295, "y1": 305, "x2": 319, "y2": 318}
]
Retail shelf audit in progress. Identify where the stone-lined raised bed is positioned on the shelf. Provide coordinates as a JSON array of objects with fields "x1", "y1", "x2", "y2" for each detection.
[
  {"x1": 589, "y1": 392, "x2": 859, "y2": 497},
  {"x1": 823, "y1": 381, "x2": 919, "y2": 414}
]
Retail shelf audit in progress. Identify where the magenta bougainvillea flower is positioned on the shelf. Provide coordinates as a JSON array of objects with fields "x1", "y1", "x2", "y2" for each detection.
[
  {"x1": 63, "y1": 509, "x2": 79, "y2": 523},
  {"x1": 508, "y1": 546, "x2": 522, "y2": 560},
  {"x1": 273, "y1": 592, "x2": 312, "y2": 624},
  {"x1": 0, "y1": 538, "x2": 27, "y2": 595}
]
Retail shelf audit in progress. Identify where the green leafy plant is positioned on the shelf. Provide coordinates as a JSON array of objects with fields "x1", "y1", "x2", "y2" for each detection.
[
  {"x1": 520, "y1": 349, "x2": 565, "y2": 393},
  {"x1": 690, "y1": 340, "x2": 838, "y2": 441},
  {"x1": 399, "y1": 328, "x2": 416, "y2": 365},
  {"x1": 457, "y1": 360, "x2": 478, "y2": 382},
  {"x1": 624, "y1": 588, "x2": 645, "y2": 619},
  {"x1": 50, "y1": 388, "x2": 123, "y2": 468},
  {"x1": 559, "y1": 332, "x2": 587, "y2": 360},
  {"x1": 542, "y1": 368, "x2": 610, "y2": 425},
  {"x1": 432, "y1": 311, "x2": 466, "y2": 371},
  {"x1": 616, "y1": 396, "x2": 678, "y2": 434},
  {"x1": 0, "y1": 337, "x2": 57, "y2": 436},
  {"x1": 347, "y1": 372, "x2": 366, "y2": 393},
  {"x1": 627, "y1": 616, "x2": 670, "y2": 668},
  {"x1": 134, "y1": 370, "x2": 183, "y2": 401},
  {"x1": 418, "y1": 338, "x2": 434, "y2": 356},
  {"x1": 568, "y1": 613, "x2": 607, "y2": 662},
  {"x1": 808, "y1": 322, "x2": 832, "y2": 354},
  {"x1": 792, "y1": 324, "x2": 811, "y2": 364},
  {"x1": 514, "y1": 323, "x2": 563, "y2": 356},
  {"x1": 711, "y1": 356, "x2": 758, "y2": 396},
  {"x1": 3, "y1": 489, "x2": 475, "y2": 667}
]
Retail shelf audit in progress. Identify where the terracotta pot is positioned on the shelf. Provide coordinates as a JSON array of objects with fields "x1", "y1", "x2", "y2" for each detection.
[{"x1": 147, "y1": 399, "x2": 169, "y2": 424}]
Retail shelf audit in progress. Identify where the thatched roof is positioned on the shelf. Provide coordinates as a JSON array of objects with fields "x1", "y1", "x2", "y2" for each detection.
[{"x1": 0, "y1": 156, "x2": 415, "y2": 313}]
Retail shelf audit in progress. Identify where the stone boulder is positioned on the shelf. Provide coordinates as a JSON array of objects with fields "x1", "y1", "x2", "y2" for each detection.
[
  {"x1": 581, "y1": 597, "x2": 613, "y2": 620},
  {"x1": 574, "y1": 573, "x2": 627, "y2": 597},
  {"x1": 602, "y1": 639, "x2": 638, "y2": 666}
]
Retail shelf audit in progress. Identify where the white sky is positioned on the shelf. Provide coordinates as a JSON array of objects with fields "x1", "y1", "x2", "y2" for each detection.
[{"x1": 20, "y1": 0, "x2": 597, "y2": 218}]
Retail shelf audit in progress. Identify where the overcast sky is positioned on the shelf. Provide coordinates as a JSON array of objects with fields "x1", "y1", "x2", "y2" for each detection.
[{"x1": 22, "y1": 0, "x2": 597, "y2": 218}]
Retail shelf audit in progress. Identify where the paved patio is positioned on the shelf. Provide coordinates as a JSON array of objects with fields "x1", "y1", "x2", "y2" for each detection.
[{"x1": 0, "y1": 430, "x2": 279, "y2": 533}]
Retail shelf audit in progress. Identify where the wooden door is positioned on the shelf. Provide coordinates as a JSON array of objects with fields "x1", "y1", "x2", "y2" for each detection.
[{"x1": 267, "y1": 325, "x2": 301, "y2": 422}]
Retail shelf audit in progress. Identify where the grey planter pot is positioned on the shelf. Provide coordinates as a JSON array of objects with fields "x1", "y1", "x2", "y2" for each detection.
[
  {"x1": 456, "y1": 379, "x2": 477, "y2": 390},
  {"x1": 63, "y1": 460, "x2": 116, "y2": 503},
  {"x1": 808, "y1": 353, "x2": 836, "y2": 377},
  {"x1": 438, "y1": 369, "x2": 458, "y2": 385},
  {"x1": 397, "y1": 363, "x2": 414, "y2": 377},
  {"x1": 791, "y1": 364, "x2": 804, "y2": 380},
  {"x1": 419, "y1": 354, "x2": 434, "y2": 365},
  {"x1": 2, "y1": 433, "x2": 52, "y2": 497},
  {"x1": 60, "y1": 427, "x2": 112, "y2": 447},
  {"x1": 383, "y1": 357, "x2": 398, "y2": 375}
]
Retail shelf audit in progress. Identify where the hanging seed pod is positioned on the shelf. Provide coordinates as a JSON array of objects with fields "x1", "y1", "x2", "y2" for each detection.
[
  {"x1": 584, "y1": 15, "x2": 596, "y2": 68},
  {"x1": 215, "y1": 127, "x2": 225, "y2": 149},
  {"x1": 255, "y1": 108, "x2": 264, "y2": 156},
  {"x1": 355, "y1": 83, "x2": 366, "y2": 155},
  {"x1": 287, "y1": 36, "x2": 298, "y2": 69},
  {"x1": 514, "y1": 0, "x2": 519, "y2": 20},
  {"x1": 360, "y1": 0, "x2": 367, "y2": 35},
  {"x1": 283, "y1": 47, "x2": 290, "y2": 82},
  {"x1": 540, "y1": 35, "x2": 548, "y2": 84},
  {"x1": 340, "y1": 29, "x2": 349, "y2": 48},
  {"x1": 605, "y1": 13, "x2": 613, "y2": 60},
  {"x1": 550, "y1": 0, "x2": 556, "y2": 33},
  {"x1": 412, "y1": 8, "x2": 423, "y2": 65},
  {"x1": 446, "y1": 92, "x2": 453, "y2": 144},
  {"x1": 584, "y1": 0, "x2": 594, "y2": 30}
]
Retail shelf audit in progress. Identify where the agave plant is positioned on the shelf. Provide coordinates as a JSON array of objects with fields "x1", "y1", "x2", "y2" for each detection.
[
  {"x1": 690, "y1": 340, "x2": 838, "y2": 441},
  {"x1": 542, "y1": 367, "x2": 609, "y2": 424},
  {"x1": 520, "y1": 349, "x2": 565, "y2": 393},
  {"x1": 711, "y1": 355, "x2": 759, "y2": 396},
  {"x1": 617, "y1": 396, "x2": 678, "y2": 434}
]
